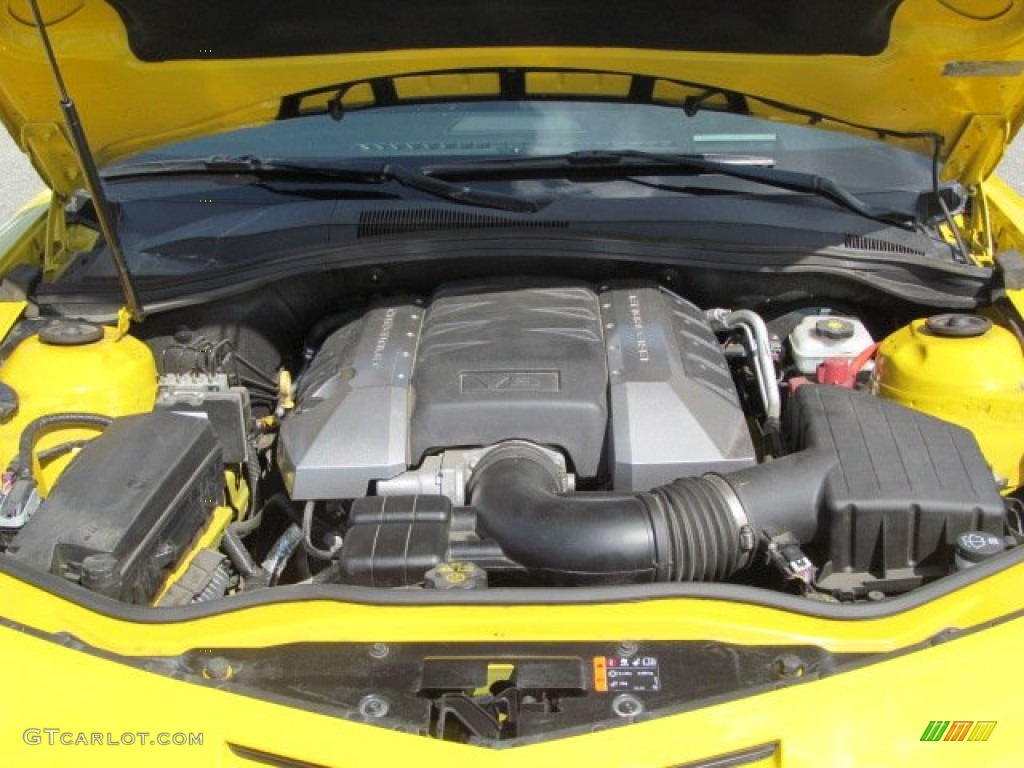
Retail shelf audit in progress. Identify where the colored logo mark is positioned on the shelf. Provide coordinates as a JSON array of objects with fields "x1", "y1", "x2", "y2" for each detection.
[{"x1": 920, "y1": 720, "x2": 996, "y2": 742}]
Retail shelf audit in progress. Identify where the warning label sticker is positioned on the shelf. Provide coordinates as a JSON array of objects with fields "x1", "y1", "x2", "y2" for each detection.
[{"x1": 593, "y1": 656, "x2": 660, "y2": 692}]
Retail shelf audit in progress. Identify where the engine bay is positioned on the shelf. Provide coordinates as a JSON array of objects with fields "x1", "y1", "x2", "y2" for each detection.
[{"x1": 1, "y1": 274, "x2": 1021, "y2": 606}]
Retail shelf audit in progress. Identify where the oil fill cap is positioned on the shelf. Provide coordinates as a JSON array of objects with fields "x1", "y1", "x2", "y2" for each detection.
[
  {"x1": 814, "y1": 317, "x2": 856, "y2": 340},
  {"x1": 38, "y1": 319, "x2": 103, "y2": 346},
  {"x1": 925, "y1": 313, "x2": 992, "y2": 338},
  {"x1": 954, "y1": 531, "x2": 1004, "y2": 570}
]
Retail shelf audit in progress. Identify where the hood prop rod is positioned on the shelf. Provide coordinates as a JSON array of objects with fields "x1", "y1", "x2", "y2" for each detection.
[{"x1": 27, "y1": 0, "x2": 145, "y2": 322}]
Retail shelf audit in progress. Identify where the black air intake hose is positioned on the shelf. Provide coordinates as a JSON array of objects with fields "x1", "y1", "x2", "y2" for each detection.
[
  {"x1": 468, "y1": 442, "x2": 835, "y2": 584},
  {"x1": 341, "y1": 387, "x2": 1003, "y2": 588}
]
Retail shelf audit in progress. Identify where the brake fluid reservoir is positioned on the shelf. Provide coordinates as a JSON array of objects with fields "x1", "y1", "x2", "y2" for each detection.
[
  {"x1": 789, "y1": 315, "x2": 874, "y2": 375},
  {"x1": 873, "y1": 314, "x2": 1024, "y2": 490},
  {"x1": 0, "y1": 320, "x2": 157, "y2": 493}
]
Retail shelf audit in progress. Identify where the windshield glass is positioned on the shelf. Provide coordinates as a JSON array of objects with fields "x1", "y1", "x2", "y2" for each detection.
[
  {"x1": 65, "y1": 100, "x2": 942, "y2": 281},
  {"x1": 112, "y1": 101, "x2": 932, "y2": 191}
]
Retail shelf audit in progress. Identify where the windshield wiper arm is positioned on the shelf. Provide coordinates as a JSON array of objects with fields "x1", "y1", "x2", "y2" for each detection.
[
  {"x1": 426, "y1": 150, "x2": 918, "y2": 230},
  {"x1": 103, "y1": 155, "x2": 545, "y2": 214},
  {"x1": 376, "y1": 162, "x2": 545, "y2": 213}
]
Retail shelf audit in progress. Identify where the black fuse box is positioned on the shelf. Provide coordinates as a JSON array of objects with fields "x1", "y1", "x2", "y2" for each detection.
[{"x1": 6, "y1": 411, "x2": 222, "y2": 603}]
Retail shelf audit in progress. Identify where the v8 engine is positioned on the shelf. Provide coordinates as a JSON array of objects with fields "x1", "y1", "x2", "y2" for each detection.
[{"x1": 277, "y1": 281, "x2": 758, "y2": 499}]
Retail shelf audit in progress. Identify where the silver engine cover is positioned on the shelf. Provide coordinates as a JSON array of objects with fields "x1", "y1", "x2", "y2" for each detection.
[
  {"x1": 277, "y1": 301, "x2": 423, "y2": 499},
  {"x1": 278, "y1": 282, "x2": 756, "y2": 500},
  {"x1": 600, "y1": 284, "x2": 757, "y2": 490}
]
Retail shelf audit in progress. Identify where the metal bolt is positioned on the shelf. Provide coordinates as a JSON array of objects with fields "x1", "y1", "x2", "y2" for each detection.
[
  {"x1": 611, "y1": 694, "x2": 644, "y2": 718},
  {"x1": 202, "y1": 656, "x2": 233, "y2": 680},
  {"x1": 616, "y1": 640, "x2": 639, "y2": 658},
  {"x1": 359, "y1": 694, "x2": 390, "y2": 719},
  {"x1": 773, "y1": 654, "x2": 805, "y2": 679},
  {"x1": 739, "y1": 525, "x2": 756, "y2": 552},
  {"x1": 368, "y1": 642, "x2": 390, "y2": 659}
]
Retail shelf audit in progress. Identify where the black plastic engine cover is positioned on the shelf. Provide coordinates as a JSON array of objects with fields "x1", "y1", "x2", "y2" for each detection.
[
  {"x1": 6, "y1": 411, "x2": 222, "y2": 603},
  {"x1": 789, "y1": 385, "x2": 1006, "y2": 596},
  {"x1": 410, "y1": 281, "x2": 607, "y2": 476}
]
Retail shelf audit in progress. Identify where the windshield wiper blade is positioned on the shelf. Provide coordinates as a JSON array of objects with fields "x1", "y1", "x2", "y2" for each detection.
[
  {"x1": 426, "y1": 150, "x2": 918, "y2": 230},
  {"x1": 103, "y1": 155, "x2": 545, "y2": 214}
]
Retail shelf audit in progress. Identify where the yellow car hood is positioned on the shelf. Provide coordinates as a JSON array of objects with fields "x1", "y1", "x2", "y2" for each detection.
[{"x1": 1, "y1": 0, "x2": 1024, "y2": 194}]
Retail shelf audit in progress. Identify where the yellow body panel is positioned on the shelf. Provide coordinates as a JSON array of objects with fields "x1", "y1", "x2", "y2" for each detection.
[
  {"x1": 873, "y1": 319, "x2": 1024, "y2": 490},
  {"x1": 983, "y1": 177, "x2": 1024, "y2": 328},
  {"x1": 0, "y1": 326, "x2": 156, "y2": 493},
  {"x1": 0, "y1": 587, "x2": 1021, "y2": 767},
  {"x1": 983, "y1": 176, "x2": 1024, "y2": 253},
  {"x1": 0, "y1": 301, "x2": 26, "y2": 341}
]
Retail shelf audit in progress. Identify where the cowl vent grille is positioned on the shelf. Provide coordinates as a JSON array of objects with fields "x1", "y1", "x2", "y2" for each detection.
[
  {"x1": 358, "y1": 209, "x2": 568, "y2": 238},
  {"x1": 843, "y1": 234, "x2": 925, "y2": 257}
]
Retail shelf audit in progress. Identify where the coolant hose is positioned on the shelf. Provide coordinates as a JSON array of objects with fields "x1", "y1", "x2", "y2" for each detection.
[{"x1": 468, "y1": 442, "x2": 834, "y2": 584}]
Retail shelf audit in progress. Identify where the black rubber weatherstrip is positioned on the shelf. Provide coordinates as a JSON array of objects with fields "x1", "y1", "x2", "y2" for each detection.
[{"x1": 0, "y1": 541, "x2": 1022, "y2": 625}]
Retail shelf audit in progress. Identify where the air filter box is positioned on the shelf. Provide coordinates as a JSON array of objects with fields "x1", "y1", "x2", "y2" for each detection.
[
  {"x1": 5, "y1": 411, "x2": 222, "y2": 603},
  {"x1": 789, "y1": 385, "x2": 1006, "y2": 596}
]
